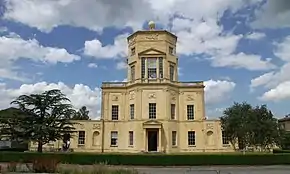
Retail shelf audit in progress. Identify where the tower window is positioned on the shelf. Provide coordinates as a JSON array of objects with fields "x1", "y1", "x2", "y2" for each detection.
[
  {"x1": 112, "y1": 105, "x2": 119, "y2": 120},
  {"x1": 159, "y1": 57, "x2": 163, "y2": 78},
  {"x1": 187, "y1": 105, "x2": 194, "y2": 120},
  {"x1": 130, "y1": 104, "x2": 134, "y2": 119},
  {"x1": 149, "y1": 103, "x2": 156, "y2": 119},
  {"x1": 169, "y1": 46, "x2": 174, "y2": 55},
  {"x1": 170, "y1": 64, "x2": 174, "y2": 81},
  {"x1": 147, "y1": 58, "x2": 157, "y2": 79},
  {"x1": 141, "y1": 58, "x2": 145, "y2": 78},
  {"x1": 171, "y1": 104, "x2": 176, "y2": 119},
  {"x1": 131, "y1": 47, "x2": 135, "y2": 56},
  {"x1": 131, "y1": 65, "x2": 135, "y2": 81}
]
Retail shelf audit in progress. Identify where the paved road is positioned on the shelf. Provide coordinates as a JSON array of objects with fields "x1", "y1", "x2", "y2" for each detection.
[{"x1": 132, "y1": 166, "x2": 290, "y2": 174}]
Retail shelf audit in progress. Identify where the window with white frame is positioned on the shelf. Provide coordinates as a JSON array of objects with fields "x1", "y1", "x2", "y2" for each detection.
[
  {"x1": 130, "y1": 104, "x2": 134, "y2": 119},
  {"x1": 78, "y1": 131, "x2": 85, "y2": 145},
  {"x1": 110, "y1": 131, "x2": 118, "y2": 146},
  {"x1": 172, "y1": 131, "x2": 177, "y2": 146},
  {"x1": 187, "y1": 105, "x2": 194, "y2": 120},
  {"x1": 149, "y1": 103, "x2": 156, "y2": 119},
  {"x1": 147, "y1": 58, "x2": 157, "y2": 79},
  {"x1": 188, "y1": 131, "x2": 195, "y2": 146},
  {"x1": 171, "y1": 104, "x2": 176, "y2": 119},
  {"x1": 129, "y1": 131, "x2": 134, "y2": 146},
  {"x1": 111, "y1": 105, "x2": 119, "y2": 120}
]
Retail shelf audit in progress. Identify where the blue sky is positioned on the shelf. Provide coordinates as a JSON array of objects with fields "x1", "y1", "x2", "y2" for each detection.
[{"x1": 0, "y1": 0, "x2": 290, "y2": 119}]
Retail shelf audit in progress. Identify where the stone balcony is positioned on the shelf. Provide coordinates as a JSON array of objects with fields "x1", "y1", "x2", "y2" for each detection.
[{"x1": 101, "y1": 79, "x2": 204, "y2": 88}]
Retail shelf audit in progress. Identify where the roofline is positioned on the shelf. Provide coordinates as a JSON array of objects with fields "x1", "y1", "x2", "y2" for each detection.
[{"x1": 127, "y1": 30, "x2": 178, "y2": 41}]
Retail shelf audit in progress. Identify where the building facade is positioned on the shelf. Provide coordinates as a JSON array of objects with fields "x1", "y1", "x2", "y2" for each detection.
[{"x1": 30, "y1": 22, "x2": 234, "y2": 153}]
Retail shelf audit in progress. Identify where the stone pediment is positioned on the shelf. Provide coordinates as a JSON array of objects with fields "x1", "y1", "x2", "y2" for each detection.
[
  {"x1": 143, "y1": 120, "x2": 162, "y2": 125},
  {"x1": 143, "y1": 120, "x2": 162, "y2": 129},
  {"x1": 138, "y1": 48, "x2": 166, "y2": 56}
]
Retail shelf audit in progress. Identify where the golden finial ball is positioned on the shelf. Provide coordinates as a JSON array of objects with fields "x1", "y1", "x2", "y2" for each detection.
[{"x1": 148, "y1": 21, "x2": 155, "y2": 30}]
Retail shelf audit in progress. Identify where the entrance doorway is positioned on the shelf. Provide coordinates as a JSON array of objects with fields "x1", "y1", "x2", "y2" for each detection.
[{"x1": 147, "y1": 130, "x2": 158, "y2": 152}]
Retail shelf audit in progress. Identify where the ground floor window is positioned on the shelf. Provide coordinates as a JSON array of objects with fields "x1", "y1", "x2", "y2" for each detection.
[
  {"x1": 110, "y1": 131, "x2": 118, "y2": 146},
  {"x1": 188, "y1": 131, "x2": 195, "y2": 146}
]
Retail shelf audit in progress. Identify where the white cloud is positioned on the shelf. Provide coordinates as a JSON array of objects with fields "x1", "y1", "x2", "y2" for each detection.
[
  {"x1": 3, "y1": 0, "x2": 259, "y2": 33},
  {"x1": 245, "y1": 32, "x2": 266, "y2": 40},
  {"x1": 251, "y1": 0, "x2": 290, "y2": 29},
  {"x1": 204, "y1": 79, "x2": 236, "y2": 104},
  {"x1": 211, "y1": 52, "x2": 276, "y2": 71},
  {"x1": 83, "y1": 33, "x2": 128, "y2": 59},
  {"x1": 116, "y1": 61, "x2": 128, "y2": 70},
  {"x1": 259, "y1": 81, "x2": 290, "y2": 102},
  {"x1": 0, "y1": 82, "x2": 101, "y2": 120},
  {"x1": 88, "y1": 63, "x2": 98, "y2": 68},
  {"x1": 251, "y1": 35, "x2": 290, "y2": 101},
  {"x1": 173, "y1": 17, "x2": 276, "y2": 71},
  {"x1": 0, "y1": 35, "x2": 80, "y2": 81}
]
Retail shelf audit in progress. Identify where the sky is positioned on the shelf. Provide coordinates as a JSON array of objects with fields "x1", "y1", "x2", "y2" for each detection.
[{"x1": 0, "y1": 0, "x2": 290, "y2": 119}]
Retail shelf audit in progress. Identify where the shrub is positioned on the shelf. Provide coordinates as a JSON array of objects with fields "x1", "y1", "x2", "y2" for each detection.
[
  {"x1": 7, "y1": 162, "x2": 17, "y2": 172},
  {"x1": 32, "y1": 157, "x2": 60, "y2": 173}
]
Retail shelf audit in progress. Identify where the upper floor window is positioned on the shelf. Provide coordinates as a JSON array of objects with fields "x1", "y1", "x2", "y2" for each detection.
[
  {"x1": 169, "y1": 46, "x2": 174, "y2": 55},
  {"x1": 131, "y1": 47, "x2": 135, "y2": 56},
  {"x1": 158, "y1": 57, "x2": 163, "y2": 78},
  {"x1": 78, "y1": 131, "x2": 85, "y2": 145},
  {"x1": 130, "y1": 104, "x2": 134, "y2": 119},
  {"x1": 187, "y1": 105, "x2": 194, "y2": 120},
  {"x1": 110, "y1": 131, "x2": 118, "y2": 146},
  {"x1": 141, "y1": 58, "x2": 146, "y2": 78},
  {"x1": 222, "y1": 131, "x2": 230, "y2": 145},
  {"x1": 188, "y1": 131, "x2": 196, "y2": 146},
  {"x1": 112, "y1": 105, "x2": 119, "y2": 120},
  {"x1": 169, "y1": 64, "x2": 174, "y2": 81},
  {"x1": 131, "y1": 65, "x2": 135, "y2": 81},
  {"x1": 171, "y1": 104, "x2": 176, "y2": 119},
  {"x1": 149, "y1": 103, "x2": 156, "y2": 119},
  {"x1": 147, "y1": 58, "x2": 157, "y2": 79}
]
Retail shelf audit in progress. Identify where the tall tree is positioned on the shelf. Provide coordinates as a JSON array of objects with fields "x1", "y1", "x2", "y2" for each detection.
[
  {"x1": 72, "y1": 106, "x2": 90, "y2": 120},
  {"x1": 220, "y1": 102, "x2": 280, "y2": 151},
  {"x1": 9, "y1": 89, "x2": 76, "y2": 152}
]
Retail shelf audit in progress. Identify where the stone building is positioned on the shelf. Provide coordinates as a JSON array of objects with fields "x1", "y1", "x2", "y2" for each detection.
[{"x1": 30, "y1": 21, "x2": 234, "y2": 153}]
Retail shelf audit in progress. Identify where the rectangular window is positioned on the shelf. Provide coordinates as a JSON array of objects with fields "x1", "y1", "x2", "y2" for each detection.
[
  {"x1": 78, "y1": 131, "x2": 85, "y2": 145},
  {"x1": 188, "y1": 131, "x2": 196, "y2": 146},
  {"x1": 187, "y1": 105, "x2": 194, "y2": 120},
  {"x1": 169, "y1": 46, "x2": 174, "y2": 55},
  {"x1": 131, "y1": 65, "x2": 135, "y2": 81},
  {"x1": 222, "y1": 131, "x2": 230, "y2": 145},
  {"x1": 131, "y1": 47, "x2": 135, "y2": 56},
  {"x1": 129, "y1": 131, "x2": 134, "y2": 146},
  {"x1": 171, "y1": 104, "x2": 176, "y2": 119},
  {"x1": 147, "y1": 58, "x2": 157, "y2": 79},
  {"x1": 170, "y1": 64, "x2": 174, "y2": 81},
  {"x1": 172, "y1": 131, "x2": 177, "y2": 146},
  {"x1": 158, "y1": 57, "x2": 163, "y2": 78},
  {"x1": 130, "y1": 104, "x2": 134, "y2": 119},
  {"x1": 111, "y1": 105, "x2": 119, "y2": 120},
  {"x1": 110, "y1": 131, "x2": 118, "y2": 146},
  {"x1": 141, "y1": 58, "x2": 145, "y2": 78},
  {"x1": 149, "y1": 103, "x2": 156, "y2": 119}
]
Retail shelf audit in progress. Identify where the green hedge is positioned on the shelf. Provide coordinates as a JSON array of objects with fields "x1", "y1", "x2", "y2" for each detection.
[
  {"x1": 1, "y1": 152, "x2": 290, "y2": 166},
  {"x1": 273, "y1": 149, "x2": 290, "y2": 154}
]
